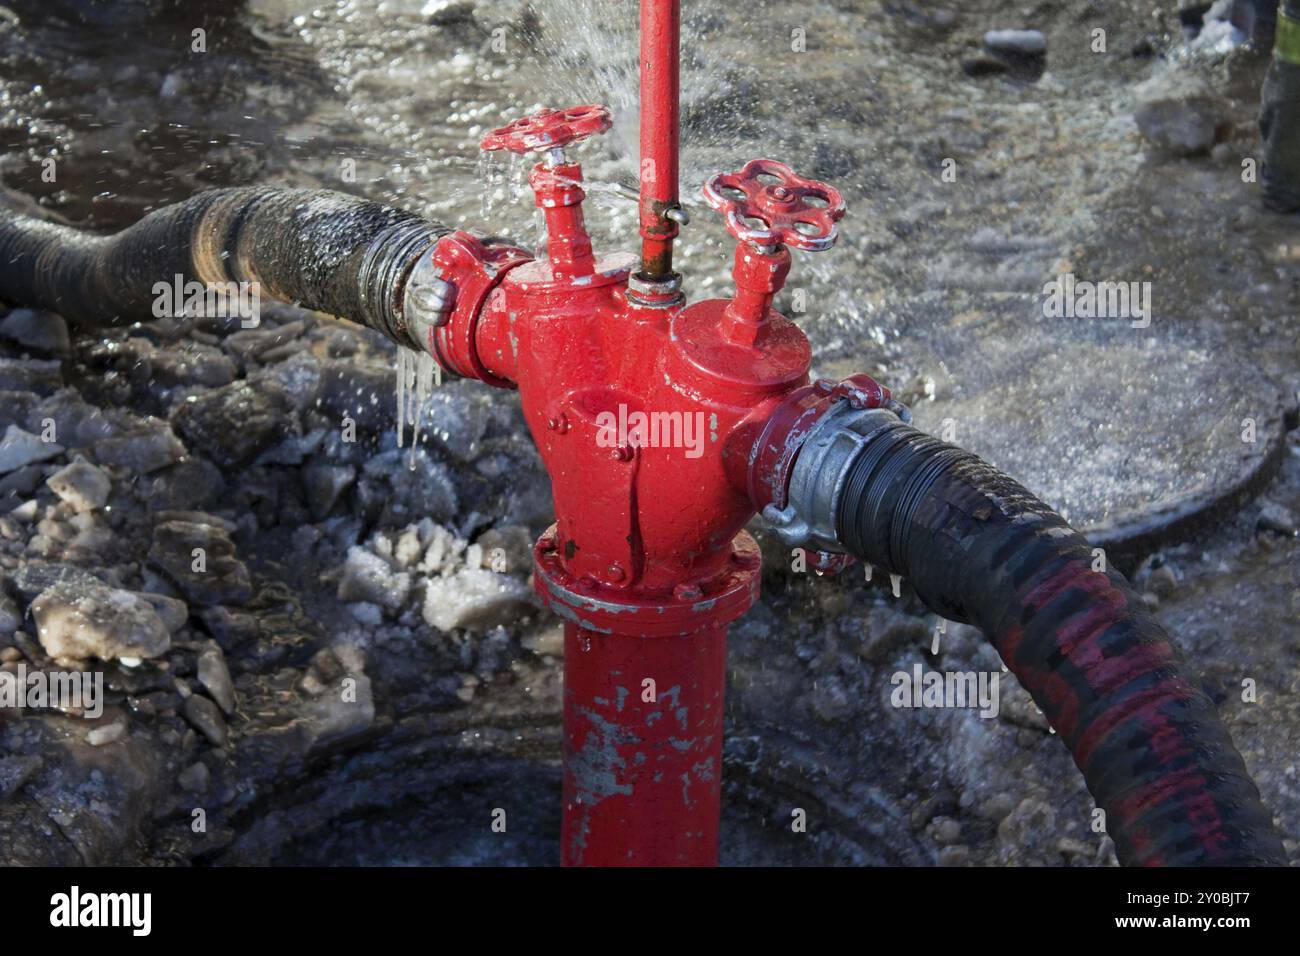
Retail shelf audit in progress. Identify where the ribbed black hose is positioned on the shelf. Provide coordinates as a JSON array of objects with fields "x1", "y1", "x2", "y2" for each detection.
[
  {"x1": 1261, "y1": 1, "x2": 1300, "y2": 212},
  {"x1": 837, "y1": 418, "x2": 1287, "y2": 866},
  {"x1": 0, "y1": 187, "x2": 449, "y2": 348}
]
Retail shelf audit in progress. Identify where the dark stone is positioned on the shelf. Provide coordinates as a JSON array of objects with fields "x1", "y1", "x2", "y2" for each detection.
[
  {"x1": 171, "y1": 380, "x2": 296, "y2": 469},
  {"x1": 961, "y1": 56, "x2": 1010, "y2": 77},
  {"x1": 147, "y1": 519, "x2": 252, "y2": 607}
]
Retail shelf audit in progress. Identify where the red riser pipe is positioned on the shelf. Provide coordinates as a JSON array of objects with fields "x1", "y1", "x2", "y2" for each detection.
[
  {"x1": 638, "y1": 0, "x2": 680, "y2": 278},
  {"x1": 561, "y1": 621, "x2": 726, "y2": 866}
]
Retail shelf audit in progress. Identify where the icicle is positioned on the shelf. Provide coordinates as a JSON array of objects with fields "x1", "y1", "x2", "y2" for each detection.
[
  {"x1": 930, "y1": 624, "x2": 942, "y2": 656},
  {"x1": 534, "y1": 207, "x2": 548, "y2": 259},
  {"x1": 510, "y1": 152, "x2": 525, "y2": 197},
  {"x1": 409, "y1": 350, "x2": 438, "y2": 470},
  {"x1": 890, "y1": 573, "x2": 902, "y2": 598},
  {"x1": 931, "y1": 618, "x2": 946, "y2": 655},
  {"x1": 395, "y1": 349, "x2": 442, "y2": 468},
  {"x1": 396, "y1": 347, "x2": 411, "y2": 447}
]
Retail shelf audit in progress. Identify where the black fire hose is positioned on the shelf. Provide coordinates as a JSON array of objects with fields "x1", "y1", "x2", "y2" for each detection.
[
  {"x1": 1261, "y1": 1, "x2": 1300, "y2": 212},
  {"x1": 0, "y1": 186, "x2": 449, "y2": 348},
  {"x1": 811, "y1": 410, "x2": 1286, "y2": 866}
]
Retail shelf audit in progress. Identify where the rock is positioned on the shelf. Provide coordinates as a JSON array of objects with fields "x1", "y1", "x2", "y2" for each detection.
[
  {"x1": 182, "y1": 693, "x2": 229, "y2": 747},
  {"x1": 303, "y1": 462, "x2": 356, "y2": 519},
  {"x1": 421, "y1": 383, "x2": 492, "y2": 461},
  {"x1": 155, "y1": 509, "x2": 237, "y2": 534},
  {"x1": 5, "y1": 498, "x2": 38, "y2": 522},
  {"x1": 996, "y1": 797, "x2": 1057, "y2": 860},
  {"x1": 521, "y1": 623, "x2": 564, "y2": 657},
  {"x1": 961, "y1": 55, "x2": 1010, "y2": 77},
  {"x1": 86, "y1": 722, "x2": 126, "y2": 747},
  {"x1": 0, "y1": 465, "x2": 45, "y2": 512},
  {"x1": 23, "y1": 390, "x2": 116, "y2": 448},
  {"x1": 475, "y1": 524, "x2": 534, "y2": 573},
  {"x1": 0, "y1": 390, "x2": 37, "y2": 431},
  {"x1": 1257, "y1": 499, "x2": 1297, "y2": 536},
  {"x1": 138, "y1": 455, "x2": 225, "y2": 512},
  {"x1": 177, "y1": 761, "x2": 210, "y2": 792},
  {"x1": 0, "y1": 357, "x2": 61, "y2": 395},
  {"x1": 31, "y1": 581, "x2": 171, "y2": 663},
  {"x1": 147, "y1": 519, "x2": 253, "y2": 607},
  {"x1": 0, "y1": 590, "x2": 18, "y2": 633},
  {"x1": 0, "y1": 754, "x2": 42, "y2": 800},
  {"x1": 222, "y1": 320, "x2": 306, "y2": 365},
  {"x1": 251, "y1": 351, "x2": 321, "y2": 412},
  {"x1": 11, "y1": 562, "x2": 104, "y2": 603},
  {"x1": 938, "y1": 844, "x2": 970, "y2": 866},
  {"x1": 149, "y1": 342, "x2": 237, "y2": 388},
  {"x1": 1134, "y1": 70, "x2": 1229, "y2": 157},
  {"x1": 0, "y1": 425, "x2": 63, "y2": 474},
  {"x1": 195, "y1": 605, "x2": 260, "y2": 652},
  {"x1": 93, "y1": 419, "x2": 187, "y2": 473},
  {"x1": 336, "y1": 546, "x2": 411, "y2": 611},
  {"x1": 984, "y1": 29, "x2": 1047, "y2": 56},
  {"x1": 170, "y1": 380, "x2": 296, "y2": 468},
  {"x1": 360, "y1": 449, "x2": 459, "y2": 526},
  {"x1": 45, "y1": 460, "x2": 111, "y2": 512},
  {"x1": 196, "y1": 641, "x2": 236, "y2": 715},
  {"x1": 137, "y1": 592, "x2": 189, "y2": 633},
  {"x1": 421, "y1": 566, "x2": 532, "y2": 632},
  {"x1": 346, "y1": 602, "x2": 384, "y2": 626},
  {"x1": 1148, "y1": 564, "x2": 1179, "y2": 599},
  {"x1": 317, "y1": 358, "x2": 395, "y2": 433},
  {"x1": 855, "y1": 606, "x2": 928, "y2": 662},
  {"x1": 297, "y1": 645, "x2": 374, "y2": 755},
  {"x1": 0, "y1": 309, "x2": 70, "y2": 355},
  {"x1": 930, "y1": 816, "x2": 963, "y2": 846}
]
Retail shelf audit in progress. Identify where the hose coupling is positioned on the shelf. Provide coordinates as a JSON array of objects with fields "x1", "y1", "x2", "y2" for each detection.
[{"x1": 747, "y1": 372, "x2": 905, "y2": 553}]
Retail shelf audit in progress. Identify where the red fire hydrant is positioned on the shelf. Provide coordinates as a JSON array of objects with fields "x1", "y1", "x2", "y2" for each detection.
[{"x1": 401, "y1": 1, "x2": 893, "y2": 866}]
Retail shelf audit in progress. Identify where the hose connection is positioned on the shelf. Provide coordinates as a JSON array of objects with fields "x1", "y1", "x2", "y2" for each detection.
[{"x1": 749, "y1": 373, "x2": 905, "y2": 561}]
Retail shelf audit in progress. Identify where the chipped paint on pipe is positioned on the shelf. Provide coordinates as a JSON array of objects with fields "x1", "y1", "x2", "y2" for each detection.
[{"x1": 562, "y1": 621, "x2": 726, "y2": 866}]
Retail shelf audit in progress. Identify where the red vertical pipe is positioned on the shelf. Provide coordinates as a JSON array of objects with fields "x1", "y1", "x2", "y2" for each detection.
[
  {"x1": 638, "y1": 0, "x2": 680, "y2": 279},
  {"x1": 561, "y1": 620, "x2": 727, "y2": 866}
]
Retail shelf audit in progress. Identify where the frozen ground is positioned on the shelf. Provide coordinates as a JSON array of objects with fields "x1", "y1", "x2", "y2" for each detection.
[{"x1": 0, "y1": 0, "x2": 1296, "y2": 865}]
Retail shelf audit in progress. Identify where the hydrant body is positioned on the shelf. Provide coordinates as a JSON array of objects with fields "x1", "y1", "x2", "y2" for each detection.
[{"x1": 415, "y1": 100, "x2": 864, "y2": 865}]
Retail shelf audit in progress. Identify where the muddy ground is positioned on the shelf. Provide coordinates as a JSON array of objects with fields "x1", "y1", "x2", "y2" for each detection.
[{"x1": 0, "y1": 0, "x2": 1297, "y2": 865}]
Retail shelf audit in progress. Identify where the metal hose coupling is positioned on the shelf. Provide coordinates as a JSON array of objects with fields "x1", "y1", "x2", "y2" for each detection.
[{"x1": 749, "y1": 373, "x2": 910, "y2": 559}]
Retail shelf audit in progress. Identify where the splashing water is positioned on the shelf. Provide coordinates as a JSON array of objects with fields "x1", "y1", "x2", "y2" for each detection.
[{"x1": 395, "y1": 347, "x2": 443, "y2": 470}]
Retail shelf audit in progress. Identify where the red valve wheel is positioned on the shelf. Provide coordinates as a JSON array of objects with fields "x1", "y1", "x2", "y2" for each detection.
[
  {"x1": 702, "y1": 159, "x2": 846, "y2": 252},
  {"x1": 479, "y1": 104, "x2": 613, "y2": 154}
]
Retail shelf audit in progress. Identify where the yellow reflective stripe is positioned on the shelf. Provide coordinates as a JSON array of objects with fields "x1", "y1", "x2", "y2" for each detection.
[{"x1": 1277, "y1": 11, "x2": 1300, "y2": 67}]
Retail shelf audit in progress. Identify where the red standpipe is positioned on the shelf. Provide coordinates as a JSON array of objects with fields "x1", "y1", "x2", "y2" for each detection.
[
  {"x1": 638, "y1": 0, "x2": 680, "y2": 280},
  {"x1": 437, "y1": 24, "x2": 850, "y2": 865}
]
